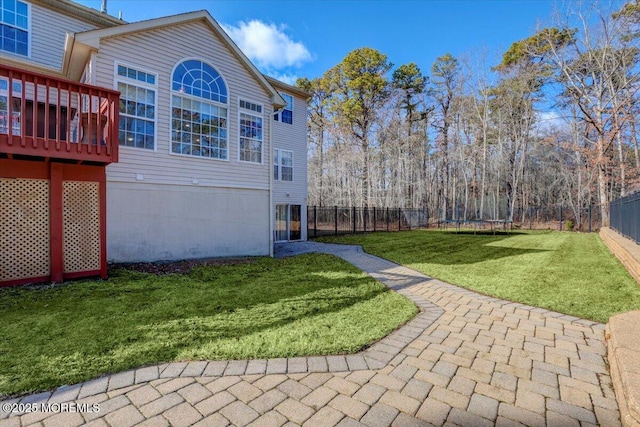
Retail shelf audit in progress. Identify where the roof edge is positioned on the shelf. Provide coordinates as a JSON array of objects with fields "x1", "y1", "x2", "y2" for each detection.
[
  {"x1": 73, "y1": 10, "x2": 287, "y2": 107},
  {"x1": 0, "y1": 53, "x2": 66, "y2": 78},
  {"x1": 265, "y1": 76, "x2": 312, "y2": 99},
  {"x1": 34, "y1": 0, "x2": 125, "y2": 27}
]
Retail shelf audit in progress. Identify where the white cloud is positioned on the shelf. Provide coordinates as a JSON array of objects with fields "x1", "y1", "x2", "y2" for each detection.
[
  {"x1": 270, "y1": 72, "x2": 299, "y2": 86},
  {"x1": 222, "y1": 20, "x2": 312, "y2": 70}
]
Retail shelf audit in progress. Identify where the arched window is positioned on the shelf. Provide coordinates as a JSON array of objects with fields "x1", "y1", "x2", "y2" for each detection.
[{"x1": 171, "y1": 60, "x2": 228, "y2": 159}]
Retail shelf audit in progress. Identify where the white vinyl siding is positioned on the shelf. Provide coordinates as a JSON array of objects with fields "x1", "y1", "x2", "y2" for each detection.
[
  {"x1": 272, "y1": 91, "x2": 308, "y2": 240},
  {"x1": 21, "y1": 3, "x2": 98, "y2": 69},
  {"x1": 96, "y1": 20, "x2": 274, "y2": 191},
  {"x1": 272, "y1": 93, "x2": 307, "y2": 200}
]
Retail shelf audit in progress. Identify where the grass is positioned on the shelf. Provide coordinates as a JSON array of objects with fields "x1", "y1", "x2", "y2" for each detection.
[
  {"x1": 0, "y1": 253, "x2": 417, "y2": 397},
  {"x1": 318, "y1": 230, "x2": 640, "y2": 323}
]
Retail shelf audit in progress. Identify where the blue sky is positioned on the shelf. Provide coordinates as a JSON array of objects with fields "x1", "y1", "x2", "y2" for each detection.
[{"x1": 75, "y1": 0, "x2": 557, "y2": 84}]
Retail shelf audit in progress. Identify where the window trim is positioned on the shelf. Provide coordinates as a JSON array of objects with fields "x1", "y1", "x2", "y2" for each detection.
[
  {"x1": 113, "y1": 61, "x2": 158, "y2": 152},
  {"x1": 274, "y1": 92, "x2": 293, "y2": 125},
  {"x1": 169, "y1": 58, "x2": 230, "y2": 161},
  {"x1": 238, "y1": 97, "x2": 263, "y2": 114},
  {"x1": 274, "y1": 148, "x2": 294, "y2": 182},
  {"x1": 238, "y1": 98, "x2": 264, "y2": 164},
  {"x1": 0, "y1": 0, "x2": 31, "y2": 58}
]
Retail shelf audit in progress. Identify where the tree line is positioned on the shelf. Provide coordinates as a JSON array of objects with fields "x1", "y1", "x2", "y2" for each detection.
[{"x1": 296, "y1": 0, "x2": 640, "y2": 227}]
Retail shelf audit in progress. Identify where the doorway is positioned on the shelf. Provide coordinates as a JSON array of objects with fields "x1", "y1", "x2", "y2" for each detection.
[{"x1": 275, "y1": 204, "x2": 302, "y2": 241}]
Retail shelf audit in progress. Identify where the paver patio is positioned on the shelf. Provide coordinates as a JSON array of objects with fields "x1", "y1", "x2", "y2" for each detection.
[{"x1": 0, "y1": 242, "x2": 621, "y2": 426}]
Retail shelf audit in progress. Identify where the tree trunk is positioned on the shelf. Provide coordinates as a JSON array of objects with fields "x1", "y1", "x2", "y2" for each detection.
[{"x1": 597, "y1": 135, "x2": 610, "y2": 226}]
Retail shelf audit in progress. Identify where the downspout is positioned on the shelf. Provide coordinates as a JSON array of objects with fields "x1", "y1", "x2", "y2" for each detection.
[
  {"x1": 270, "y1": 105, "x2": 285, "y2": 256},
  {"x1": 89, "y1": 51, "x2": 98, "y2": 85},
  {"x1": 269, "y1": 108, "x2": 275, "y2": 257}
]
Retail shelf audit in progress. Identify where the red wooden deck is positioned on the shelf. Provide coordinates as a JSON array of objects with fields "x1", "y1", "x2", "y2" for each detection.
[
  {"x1": 0, "y1": 65, "x2": 120, "y2": 286},
  {"x1": 0, "y1": 64, "x2": 119, "y2": 164}
]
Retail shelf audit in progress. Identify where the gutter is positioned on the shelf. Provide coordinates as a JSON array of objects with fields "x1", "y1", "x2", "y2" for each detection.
[{"x1": 269, "y1": 107, "x2": 275, "y2": 257}]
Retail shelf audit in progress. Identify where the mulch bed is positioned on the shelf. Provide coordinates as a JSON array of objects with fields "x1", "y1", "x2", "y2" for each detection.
[
  {"x1": 1, "y1": 258, "x2": 258, "y2": 291},
  {"x1": 108, "y1": 257, "x2": 257, "y2": 275}
]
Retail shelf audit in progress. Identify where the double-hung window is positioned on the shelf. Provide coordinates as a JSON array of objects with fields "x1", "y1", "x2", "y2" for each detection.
[
  {"x1": 273, "y1": 93, "x2": 293, "y2": 124},
  {"x1": 116, "y1": 64, "x2": 157, "y2": 150},
  {"x1": 239, "y1": 100, "x2": 263, "y2": 163},
  {"x1": 1, "y1": 0, "x2": 29, "y2": 57},
  {"x1": 274, "y1": 148, "x2": 293, "y2": 181},
  {"x1": 171, "y1": 60, "x2": 228, "y2": 159}
]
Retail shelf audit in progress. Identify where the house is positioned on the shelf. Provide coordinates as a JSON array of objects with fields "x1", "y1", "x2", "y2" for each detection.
[{"x1": 0, "y1": 0, "x2": 309, "y2": 286}]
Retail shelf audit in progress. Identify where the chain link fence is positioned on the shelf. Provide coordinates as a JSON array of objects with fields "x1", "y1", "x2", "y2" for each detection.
[
  {"x1": 307, "y1": 205, "x2": 604, "y2": 238},
  {"x1": 307, "y1": 206, "x2": 429, "y2": 238}
]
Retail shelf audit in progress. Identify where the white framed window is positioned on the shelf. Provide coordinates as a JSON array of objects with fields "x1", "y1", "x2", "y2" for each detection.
[
  {"x1": 274, "y1": 148, "x2": 293, "y2": 181},
  {"x1": 0, "y1": 78, "x2": 22, "y2": 135},
  {"x1": 239, "y1": 99, "x2": 262, "y2": 114},
  {"x1": 115, "y1": 63, "x2": 157, "y2": 150},
  {"x1": 171, "y1": 60, "x2": 228, "y2": 159},
  {"x1": 239, "y1": 100, "x2": 263, "y2": 163},
  {"x1": 0, "y1": 0, "x2": 29, "y2": 57},
  {"x1": 274, "y1": 92, "x2": 293, "y2": 124}
]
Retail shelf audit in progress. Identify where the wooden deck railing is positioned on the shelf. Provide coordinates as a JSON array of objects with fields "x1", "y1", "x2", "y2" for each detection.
[{"x1": 0, "y1": 64, "x2": 119, "y2": 164}]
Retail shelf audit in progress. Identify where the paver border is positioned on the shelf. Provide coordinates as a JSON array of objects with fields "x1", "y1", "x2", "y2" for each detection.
[{"x1": 1, "y1": 241, "x2": 605, "y2": 411}]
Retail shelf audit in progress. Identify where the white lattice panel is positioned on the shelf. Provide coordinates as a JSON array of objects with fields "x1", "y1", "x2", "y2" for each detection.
[
  {"x1": 63, "y1": 181, "x2": 100, "y2": 273},
  {"x1": 0, "y1": 178, "x2": 50, "y2": 282}
]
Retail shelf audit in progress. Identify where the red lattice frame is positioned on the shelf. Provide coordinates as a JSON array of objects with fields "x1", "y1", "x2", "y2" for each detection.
[{"x1": 0, "y1": 158, "x2": 107, "y2": 286}]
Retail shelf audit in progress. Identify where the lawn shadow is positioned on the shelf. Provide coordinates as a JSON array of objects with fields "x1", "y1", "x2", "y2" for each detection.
[
  {"x1": 2, "y1": 253, "x2": 417, "y2": 396},
  {"x1": 87, "y1": 256, "x2": 403, "y2": 365},
  {"x1": 362, "y1": 230, "x2": 551, "y2": 266}
]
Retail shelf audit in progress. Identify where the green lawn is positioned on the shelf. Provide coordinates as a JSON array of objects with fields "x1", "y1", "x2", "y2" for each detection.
[
  {"x1": 0, "y1": 254, "x2": 417, "y2": 397},
  {"x1": 319, "y1": 230, "x2": 640, "y2": 323}
]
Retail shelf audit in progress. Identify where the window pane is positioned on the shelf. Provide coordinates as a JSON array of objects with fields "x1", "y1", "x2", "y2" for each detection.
[
  {"x1": 171, "y1": 95, "x2": 228, "y2": 159},
  {"x1": 239, "y1": 113, "x2": 262, "y2": 163},
  {"x1": 282, "y1": 93, "x2": 293, "y2": 110},
  {"x1": 16, "y1": 14, "x2": 26, "y2": 29},
  {"x1": 117, "y1": 79, "x2": 155, "y2": 149},
  {"x1": 282, "y1": 151, "x2": 292, "y2": 166},
  {"x1": 0, "y1": 4, "x2": 28, "y2": 54},
  {"x1": 17, "y1": 1, "x2": 28, "y2": 15},
  {"x1": 4, "y1": 11, "x2": 14, "y2": 25},
  {"x1": 172, "y1": 60, "x2": 227, "y2": 104},
  {"x1": 282, "y1": 167, "x2": 293, "y2": 181},
  {"x1": 4, "y1": 24, "x2": 15, "y2": 40},
  {"x1": 15, "y1": 39, "x2": 25, "y2": 55},
  {"x1": 15, "y1": 27, "x2": 25, "y2": 42},
  {"x1": 281, "y1": 109, "x2": 292, "y2": 124}
]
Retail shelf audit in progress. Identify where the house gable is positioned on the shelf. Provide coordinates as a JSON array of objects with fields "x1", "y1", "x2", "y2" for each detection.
[
  {"x1": 95, "y1": 19, "x2": 277, "y2": 191},
  {"x1": 72, "y1": 11, "x2": 285, "y2": 109}
]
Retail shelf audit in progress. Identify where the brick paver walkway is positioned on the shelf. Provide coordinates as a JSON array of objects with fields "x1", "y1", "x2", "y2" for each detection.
[{"x1": 0, "y1": 242, "x2": 620, "y2": 426}]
